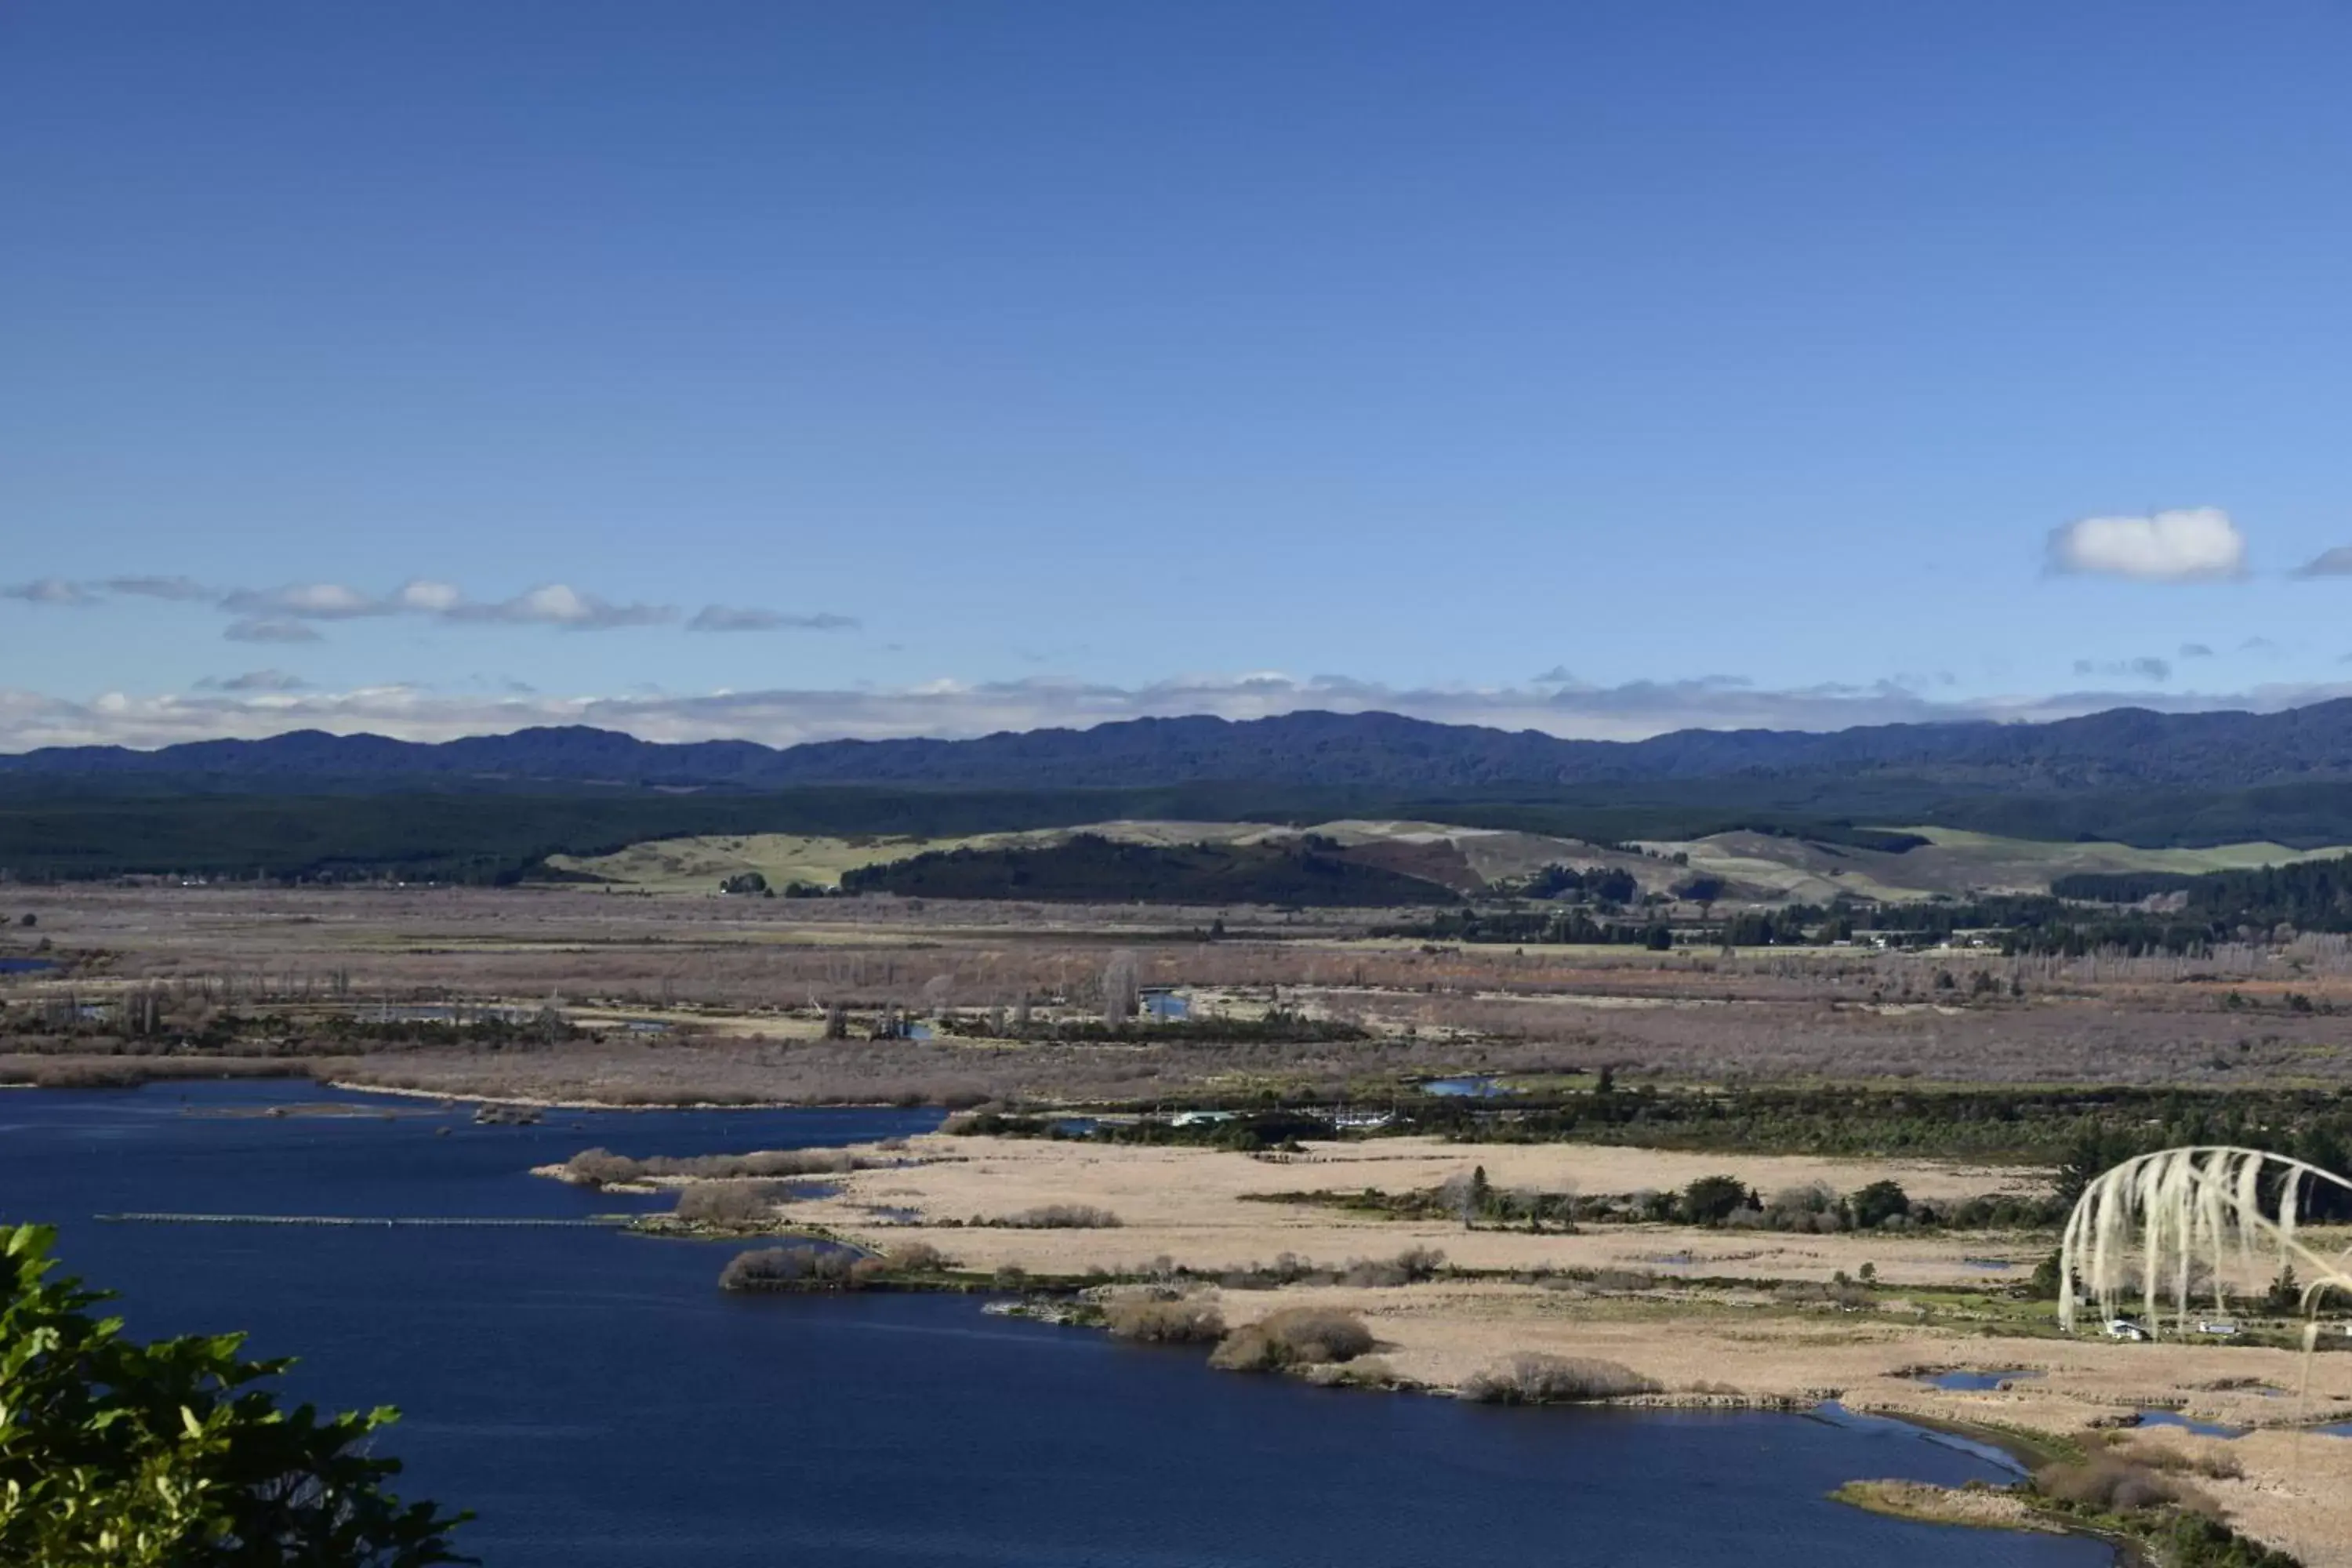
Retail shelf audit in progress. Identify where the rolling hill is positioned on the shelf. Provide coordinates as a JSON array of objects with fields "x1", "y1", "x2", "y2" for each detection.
[
  {"x1": 8, "y1": 702, "x2": 2352, "y2": 880},
  {"x1": 8, "y1": 700, "x2": 2352, "y2": 793}
]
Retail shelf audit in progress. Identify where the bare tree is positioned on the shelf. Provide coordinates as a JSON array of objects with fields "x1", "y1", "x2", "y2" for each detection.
[
  {"x1": 920, "y1": 973, "x2": 953, "y2": 1018},
  {"x1": 1102, "y1": 950, "x2": 1139, "y2": 1026},
  {"x1": 1439, "y1": 1167, "x2": 1486, "y2": 1229}
]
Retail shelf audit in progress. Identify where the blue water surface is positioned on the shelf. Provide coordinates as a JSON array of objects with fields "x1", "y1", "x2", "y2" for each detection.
[{"x1": 0, "y1": 1081, "x2": 2111, "y2": 1568}]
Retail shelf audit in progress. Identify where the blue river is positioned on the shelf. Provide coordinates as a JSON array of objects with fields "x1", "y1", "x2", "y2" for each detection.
[{"x1": 0, "y1": 1080, "x2": 2109, "y2": 1567}]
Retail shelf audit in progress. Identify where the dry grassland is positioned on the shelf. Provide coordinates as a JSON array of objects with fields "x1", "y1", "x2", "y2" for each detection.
[
  {"x1": 12, "y1": 884, "x2": 2352, "y2": 1101},
  {"x1": 776, "y1": 1131, "x2": 2352, "y2": 1564}
]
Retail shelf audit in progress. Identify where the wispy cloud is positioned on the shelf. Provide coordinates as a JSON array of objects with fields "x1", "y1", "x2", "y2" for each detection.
[
  {"x1": 220, "y1": 582, "x2": 388, "y2": 620},
  {"x1": 688, "y1": 605, "x2": 859, "y2": 633},
  {"x1": 2072, "y1": 656, "x2": 2172, "y2": 681},
  {"x1": 103, "y1": 575, "x2": 215, "y2": 601},
  {"x1": 440, "y1": 584, "x2": 673, "y2": 630},
  {"x1": 5, "y1": 670, "x2": 2347, "y2": 754},
  {"x1": 196, "y1": 670, "x2": 309, "y2": 692},
  {"x1": 2, "y1": 573, "x2": 837, "y2": 637},
  {"x1": 2179, "y1": 643, "x2": 2216, "y2": 659},
  {"x1": 2293, "y1": 546, "x2": 2352, "y2": 579},
  {"x1": 2045, "y1": 507, "x2": 2247, "y2": 582},
  {"x1": 220, "y1": 579, "x2": 675, "y2": 629},
  {"x1": 223, "y1": 617, "x2": 325, "y2": 644},
  {"x1": 3, "y1": 578, "x2": 97, "y2": 606}
]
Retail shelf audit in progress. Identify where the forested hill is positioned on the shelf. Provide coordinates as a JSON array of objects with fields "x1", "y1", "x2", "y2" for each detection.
[{"x1": 7, "y1": 701, "x2": 2352, "y2": 793}]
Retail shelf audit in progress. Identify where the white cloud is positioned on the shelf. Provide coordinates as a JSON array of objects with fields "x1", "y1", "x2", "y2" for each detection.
[
  {"x1": 5, "y1": 669, "x2": 2349, "y2": 754},
  {"x1": 2045, "y1": 506, "x2": 2247, "y2": 582},
  {"x1": 2293, "y1": 546, "x2": 2352, "y2": 579},
  {"x1": 394, "y1": 579, "x2": 463, "y2": 612},
  {"x1": 3, "y1": 578, "x2": 96, "y2": 605},
  {"x1": 443, "y1": 583, "x2": 673, "y2": 630},
  {"x1": 688, "y1": 605, "x2": 859, "y2": 633},
  {"x1": 223, "y1": 617, "x2": 325, "y2": 644}
]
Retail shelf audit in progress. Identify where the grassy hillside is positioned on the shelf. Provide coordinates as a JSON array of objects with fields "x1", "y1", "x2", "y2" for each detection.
[
  {"x1": 11, "y1": 773, "x2": 2352, "y2": 881},
  {"x1": 554, "y1": 818, "x2": 2352, "y2": 905},
  {"x1": 1652, "y1": 826, "x2": 2352, "y2": 904}
]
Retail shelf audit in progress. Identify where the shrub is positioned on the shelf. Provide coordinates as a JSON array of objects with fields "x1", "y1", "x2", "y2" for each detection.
[
  {"x1": 2033, "y1": 1457, "x2": 2211, "y2": 1515},
  {"x1": 1104, "y1": 1297, "x2": 1227, "y2": 1344},
  {"x1": 2156, "y1": 1513, "x2": 2301, "y2": 1568},
  {"x1": 1849, "y1": 1179, "x2": 1911, "y2": 1230},
  {"x1": 1209, "y1": 1307, "x2": 1374, "y2": 1372},
  {"x1": 1773, "y1": 1279, "x2": 1873, "y2": 1309},
  {"x1": 1586, "y1": 1268, "x2": 1658, "y2": 1294},
  {"x1": 1767, "y1": 1182, "x2": 1835, "y2": 1218},
  {"x1": 565, "y1": 1145, "x2": 863, "y2": 1188},
  {"x1": 672, "y1": 1181, "x2": 789, "y2": 1226},
  {"x1": 2114, "y1": 1438, "x2": 2244, "y2": 1483},
  {"x1": 1340, "y1": 1247, "x2": 1447, "y2": 1287},
  {"x1": 989, "y1": 1204, "x2": 1122, "y2": 1229},
  {"x1": 880, "y1": 1240, "x2": 949, "y2": 1272},
  {"x1": 1459, "y1": 1352, "x2": 1661, "y2": 1405},
  {"x1": 564, "y1": 1147, "x2": 640, "y2": 1187},
  {"x1": 1678, "y1": 1175, "x2": 1752, "y2": 1226},
  {"x1": 718, "y1": 1245, "x2": 880, "y2": 1292},
  {"x1": 1301, "y1": 1356, "x2": 1403, "y2": 1389}
]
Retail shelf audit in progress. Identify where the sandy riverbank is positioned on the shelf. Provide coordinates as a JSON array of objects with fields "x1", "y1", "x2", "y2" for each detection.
[{"x1": 751, "y1": 1131, "x2": 2352, "y2": 1563}]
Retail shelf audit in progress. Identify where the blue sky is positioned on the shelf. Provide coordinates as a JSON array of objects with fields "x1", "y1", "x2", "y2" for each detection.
[{"x1": 6, "y1": 2, "x2": 2352, "y2": 750}]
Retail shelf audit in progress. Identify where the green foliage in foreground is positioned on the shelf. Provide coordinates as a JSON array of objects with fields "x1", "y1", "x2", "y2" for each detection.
[
  {"x1": 2157, "y1": 1512, "x2": 2305, "y2": 1568},
  {"x1": 0, "y1": 1224, "x2": 467, "y2": 1566}
]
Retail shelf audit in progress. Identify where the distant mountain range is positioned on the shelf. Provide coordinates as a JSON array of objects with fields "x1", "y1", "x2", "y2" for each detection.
[{"x1": 8, "y1": 700, "x2": 2352, "y2": 793}]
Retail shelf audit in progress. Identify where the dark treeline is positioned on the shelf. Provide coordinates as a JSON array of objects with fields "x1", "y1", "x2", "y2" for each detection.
[
  {"x1": 13, "y1": 765, "x2": 2352, "y2": 881},
  {"x1": 1439, "y1": 1085, "x2": 2352, "y2": 1214},
  {"x1": 938, "y1": 1012, "x2": 1371, "y2": 1045},
  {"x1": 958, "y1": 1084, "x2": 2352, "y2": 1196},
  {"x1": 1279, "y1": 1165, "x2": 2063, "y2": 1234},
  {"x1": 839, "y1": 833, "x2": 1459, "y2": 906},
  {"x1": 1390, "y1": 902, "x2": 1827, "y2": 948},
  {"x1": 2055, "y1": 855, "x2": 2352, "y2": 933},
  {"x1": 1860, "y1": 895, "x2": 2221, "y2": 956}
]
